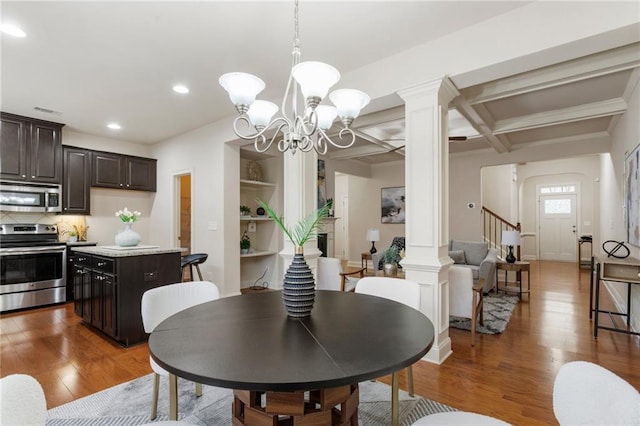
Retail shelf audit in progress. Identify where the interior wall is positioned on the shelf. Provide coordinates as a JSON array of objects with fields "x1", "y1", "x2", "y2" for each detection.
[
  {"x1": 481, "y1": 164, "x2": 516, "y2": 223},
  {"x1": 603, "y1": 78, "x2": 640, "y2": 331},
  {"x1": 150, "y1": 119, "x2": 238, "y2": 296},
  {"x1": 344, "y1": 161, "x2": 405, "y2": 265},
  {"x1": 334, "y1": 173, "x2": 348, "y2": 260}
]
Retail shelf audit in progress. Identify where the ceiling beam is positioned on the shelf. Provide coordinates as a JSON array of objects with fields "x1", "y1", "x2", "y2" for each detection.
[
  {"x1": 451, "y1": 96, "x2": 511, "y2": 153},
  {"x1": 462, "y1": 43, "x2": 640, "y2": 104},
  {"x1": 493, "y1": 98, "x2": 627, "y2": 134}
]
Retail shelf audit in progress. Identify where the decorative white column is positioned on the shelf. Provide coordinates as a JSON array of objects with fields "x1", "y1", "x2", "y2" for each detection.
[
  {"x1": 398, "y1": 77, "x2": 459, "y2": 364},
  {"x1": 280, "y1": 150, "x2": 322, "y2": 276}
]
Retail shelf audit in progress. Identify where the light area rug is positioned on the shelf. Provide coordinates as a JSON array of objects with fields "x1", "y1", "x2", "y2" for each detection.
[
  {"x1": 449, "y1": 293, "x2": 519, "y2": 334},
  {"x1": 46, "y1": 373, "x2": 456, "y2": 425}
]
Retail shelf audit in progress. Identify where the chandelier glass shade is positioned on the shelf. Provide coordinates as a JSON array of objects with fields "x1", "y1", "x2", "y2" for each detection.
[{"x1": 218, "y1": 0, "x2": 370, "y2": 155}]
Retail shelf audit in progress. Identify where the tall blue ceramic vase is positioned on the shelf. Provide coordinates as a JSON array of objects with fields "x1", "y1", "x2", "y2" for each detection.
[{"x1": 282, "y1": 250, "x2": 315, "y2": 318}]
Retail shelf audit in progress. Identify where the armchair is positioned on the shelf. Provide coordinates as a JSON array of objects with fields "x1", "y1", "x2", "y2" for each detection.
[
  {"x1": 448, "y1": 240, "x2": 497, "y2": 293},
  {"x1": 316, "y1": 257, "x2": 365, "y2": 292},
  {"x1": 449, "y1": 266, "x2": 484, "y2": 346}
]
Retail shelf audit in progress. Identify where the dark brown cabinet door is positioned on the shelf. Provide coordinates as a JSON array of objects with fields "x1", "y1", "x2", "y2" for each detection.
[
  {"x1": 92, "y1": 151, "x2": 124, "y2": 188},
  {"x1": 0, "y1": 115, "x2": 28, "y2": 181},
  {"x1": 30, "y1": 122, "x2": 62, "y2": 183},
  {"x1": 126, "y1": 157, "x2": 156, "y2": 191},
  {"x1": 62, "y1": 147, "x2": 91, "y2": 214},
  {"x1": 81, "y1": 266, "x2": 92, "y2": 323},
  {"x1": 102, "y1": 274, "x2": 117, "y2": 338},
  {"x1": 0, "y1": 112, "x2": 62, "y2": 183}
]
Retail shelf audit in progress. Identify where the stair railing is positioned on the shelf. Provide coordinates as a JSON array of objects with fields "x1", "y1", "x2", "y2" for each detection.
[{"x1": 482, "y1": 206, "x2": 521, "y2": 261}]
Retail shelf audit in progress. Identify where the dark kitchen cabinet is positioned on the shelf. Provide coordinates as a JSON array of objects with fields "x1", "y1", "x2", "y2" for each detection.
[
  {"x1": 62, "y1": 146, "x2": 91, "y2": 215},
  {"x1": 0, "y1": 112, "x2": 63, "y2": 184},
  {"x1": 71, "y1": 250, "x2": 180, "y2": 346},
  {"x1": 92, "y1": 151, "x2": 156, "y2": 192}
]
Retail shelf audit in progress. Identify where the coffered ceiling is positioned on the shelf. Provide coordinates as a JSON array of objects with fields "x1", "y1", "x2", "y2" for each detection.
[{"x1": 328, "y1": 44, "x2": 640, "y2": 164}]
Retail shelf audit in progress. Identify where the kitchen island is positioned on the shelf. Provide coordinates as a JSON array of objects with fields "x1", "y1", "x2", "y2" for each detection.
[{"x1": 70, "y1": 246, "x2": 182, "y2": 346}]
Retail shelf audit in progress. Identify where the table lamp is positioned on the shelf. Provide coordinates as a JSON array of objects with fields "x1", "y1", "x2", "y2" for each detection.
[
  {"x1": 502, "y1": 230, "x2": 520, "y2": 263},
  {"x1": 366, "y1": 228, "x2": 380, "y2": 254}
]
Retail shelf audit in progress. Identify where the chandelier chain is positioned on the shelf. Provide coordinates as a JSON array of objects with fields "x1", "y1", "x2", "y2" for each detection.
[{"x1": 293, "y1": 0, "x2": 300, "y2": 50}]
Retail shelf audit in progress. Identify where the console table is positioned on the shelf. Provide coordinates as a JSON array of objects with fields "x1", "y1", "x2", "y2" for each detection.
[{"x1": 593, "y1": 257, "x2": 640, "y2": 338}]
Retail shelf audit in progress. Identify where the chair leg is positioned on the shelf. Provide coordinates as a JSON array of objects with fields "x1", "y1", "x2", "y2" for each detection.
[
  {"x1": 169, "y1": 373, "x2": 178, "y2": 420},
  {"x1": 391, "y1": 371, "x2": 399, "y2": 426},
  {"x1": 407, "y1": 365, "x2": 414, "y2": 397},
  {"x1": 150, "y1": 373, "x2": 159, "y2": 420},
  {"x1": 471, "y1": 292, "x2": 477, "y2": 346},
  {"x1": 195, "y1": 382, "x2": 203, "y2": 397},
  {"x1": 194, "y1": 264, "x2": 204, "y2": 281}
]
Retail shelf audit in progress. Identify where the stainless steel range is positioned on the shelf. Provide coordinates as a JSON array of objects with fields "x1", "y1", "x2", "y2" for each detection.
[{"x1": 0, "y1": 223, "x2": 66, "y2": 313}]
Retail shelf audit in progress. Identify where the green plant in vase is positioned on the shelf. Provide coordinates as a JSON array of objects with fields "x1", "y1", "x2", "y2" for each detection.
[
  {"x1": 383, "y1": 245, "x2": 399, "y2": 277},
  {"x1": 257, "y1": 199, "x2": 331, "y2": 318},
  {"x1": 240, "y1": 205, "x2": 251, "y2": 216},
  {"x1": 240, "y1": 231, "x2": 251, "y2": 254},
  {"x1": 257, "y1": 200, "x2": 331, "y2": 253}
]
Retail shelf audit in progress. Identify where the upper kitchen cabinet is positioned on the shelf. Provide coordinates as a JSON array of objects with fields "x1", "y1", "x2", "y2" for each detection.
[
  {"x1": 92, "y1": 151, "x2": 157, "y2": 192},
  {"x1": 62, "y1": 146, "x2": 91, "y2": 215},
  {"x1": 0, "y1": 112, "x2": 63, "y2": 184}
]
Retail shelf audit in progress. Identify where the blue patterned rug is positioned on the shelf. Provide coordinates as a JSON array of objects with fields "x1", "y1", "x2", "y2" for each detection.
[
  {"x1": 449, "y1": 293, "x2": 519, "y2": 334},
  {"x1": 46, "y1": 373, "x2": 456, "y2": 425}
]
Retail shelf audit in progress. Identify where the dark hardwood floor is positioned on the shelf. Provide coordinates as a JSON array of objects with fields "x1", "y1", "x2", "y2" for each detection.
[{"x1": 1, "y1": 261, "x2": 638, "y2": 424}]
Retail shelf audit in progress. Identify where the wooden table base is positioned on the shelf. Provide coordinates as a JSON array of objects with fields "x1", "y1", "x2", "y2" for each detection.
[{"x1": 232, "y1": 384, "x2": 359, "y2": 426}]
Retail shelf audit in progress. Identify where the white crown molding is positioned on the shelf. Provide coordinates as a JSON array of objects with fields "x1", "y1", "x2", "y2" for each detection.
[{"x1": 493, "y1": 98, "x2": 627, "y2": 134}]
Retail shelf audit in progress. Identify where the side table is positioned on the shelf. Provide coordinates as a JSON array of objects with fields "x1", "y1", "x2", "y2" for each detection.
[
  {"x1": 496, "y1": 261, "x2": 531, "y2": 299},
  {"x1": 361, "y1": 252, "x2": 372, "y2": 273}
]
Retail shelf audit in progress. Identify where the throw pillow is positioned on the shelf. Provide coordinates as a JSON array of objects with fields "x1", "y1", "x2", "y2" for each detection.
[{"x1": 449, "y1": 250, "x2": 467, "y2": 264}]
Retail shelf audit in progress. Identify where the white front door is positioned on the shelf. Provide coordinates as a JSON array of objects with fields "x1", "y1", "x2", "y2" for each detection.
[{"x1": 539, "y1": 194, "x2": 577, "y2": 262}]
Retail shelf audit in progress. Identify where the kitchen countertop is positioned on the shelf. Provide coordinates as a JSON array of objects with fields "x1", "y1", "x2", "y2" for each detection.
[
  {"x1": 71, "y1": 245, "x2": 183, "y2": 257},
  {"x1": 66, "y1": 241, "x2": 98, "y2": 247}
]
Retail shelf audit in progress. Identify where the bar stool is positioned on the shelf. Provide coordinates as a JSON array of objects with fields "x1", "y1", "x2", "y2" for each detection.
[{"x1": 180, "y1": 253, "x2": 208, "y2": 282}]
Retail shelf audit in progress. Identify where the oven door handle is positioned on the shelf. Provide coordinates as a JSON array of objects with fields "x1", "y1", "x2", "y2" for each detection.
[{"x1": 0, "y1": 246, "x2": 67, "y2": 255}]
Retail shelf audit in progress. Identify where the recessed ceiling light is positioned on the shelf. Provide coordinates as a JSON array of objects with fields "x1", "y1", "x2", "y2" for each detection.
[
  {"x1": 107, "y1": 123, "x2": 121, "y2": 130},
  {"x1": 173, "y1": 85, "x2": 189, "y2": 94},
  {"x1": 1, "y1": 23, "x2": 26, "y2": 38}
]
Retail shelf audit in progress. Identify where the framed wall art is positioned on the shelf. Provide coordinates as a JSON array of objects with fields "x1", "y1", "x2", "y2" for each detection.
[
  {"x1": 381, "y1": 186, "x2": 405, "y2": 224},
  {"x1": 625, "y1": 143, "x2": 640, "y2": 247},
  {"x1": 318, "y1": 159, "x2": 327, "y2": 208}
]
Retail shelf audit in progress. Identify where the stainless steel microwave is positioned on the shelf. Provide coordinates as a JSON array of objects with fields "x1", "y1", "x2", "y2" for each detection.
[{"x1": 0, "y1": 181, "x2": 62, "y2": 213}]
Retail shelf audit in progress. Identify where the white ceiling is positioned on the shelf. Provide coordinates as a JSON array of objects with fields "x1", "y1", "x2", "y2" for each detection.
[{"x1": 2, "y1": 1, "x2": 639, "y2": 164}]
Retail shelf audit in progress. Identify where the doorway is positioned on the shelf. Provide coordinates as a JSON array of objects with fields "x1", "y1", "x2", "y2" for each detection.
[
  {"x1": 538, "y1": 192, "x2": 577, "y2": 262},
  {"x1": 175, "y1": 173, "x2": 192, "y2": 255}
]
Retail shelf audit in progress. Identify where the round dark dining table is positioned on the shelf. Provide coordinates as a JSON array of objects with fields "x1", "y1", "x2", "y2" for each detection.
[{"x1": 148, "y1": 289, "x2": 434, "y2": 424}]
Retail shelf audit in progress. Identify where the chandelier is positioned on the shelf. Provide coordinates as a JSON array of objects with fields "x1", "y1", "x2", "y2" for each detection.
[{"x1": 219, "y1": 0, "x2": 370, "y2": 155}]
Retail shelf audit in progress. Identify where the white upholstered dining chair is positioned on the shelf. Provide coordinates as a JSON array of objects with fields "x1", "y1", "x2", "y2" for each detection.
[
  {"x1": 553, "y1": 361, "x2": 640, "y2": 425},
  {"x1": 316, "y1": 257, "x2": 365, "y2": 292},
  {"x1": 141, "y1": 280, "x2": 220, "y2": 420},
  {"x1": 355, "y1": 276, "x2": 421, "y2": 426},
  {"x1": 0, "y1": 374, "x2": 47, "y2": 426}
]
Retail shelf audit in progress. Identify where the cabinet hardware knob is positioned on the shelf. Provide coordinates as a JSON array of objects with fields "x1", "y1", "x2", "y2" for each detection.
[
  {"x1": 31, "y1": 175, "x2": 35, "y2": 178},
  {"x1": 21, "y1": 174, "x2": 26, "y2": 178},
  {"x1": 120, "y1": 184, "x2": 123, "y2": 187}
]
